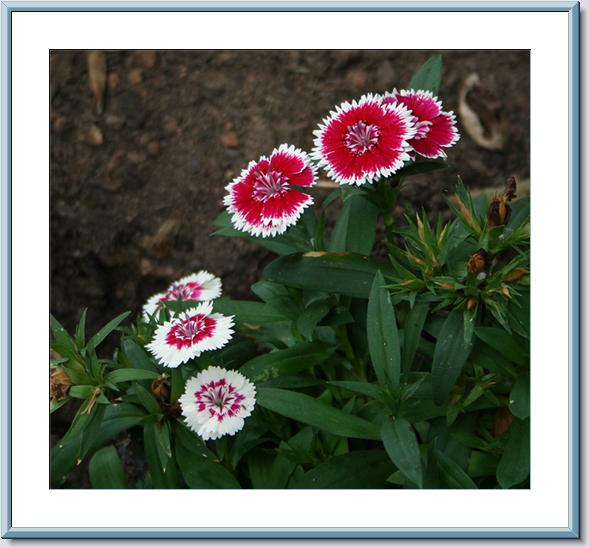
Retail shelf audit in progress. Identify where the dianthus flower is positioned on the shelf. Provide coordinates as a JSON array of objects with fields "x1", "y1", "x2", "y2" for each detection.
[
  {"x1": 381, "y1": 89, "x2": 460, "y2": 159},
  {"x1": 146, "y1": 302, "x2": 234, "y2": 368},
  {"x1": 180, "y1": 366, "x2": 256, "y2": 441},
  {"x1": 312, "y1": 94, "x2": 416, "y2": 186},
  {"x1": 224, "y1": 144, "x2": 317, "y2": 238},
  {"x1": 143, "y1": 271, "x2": 222, "y2": 320}
]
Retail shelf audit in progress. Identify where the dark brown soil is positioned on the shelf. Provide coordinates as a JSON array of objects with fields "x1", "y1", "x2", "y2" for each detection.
[{"x1": 50, "y1": 50, "x2": 529, "y2": 337}]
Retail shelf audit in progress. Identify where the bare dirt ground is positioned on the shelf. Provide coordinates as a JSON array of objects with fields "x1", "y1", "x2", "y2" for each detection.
[{"x1": 50, "y1": 49, "x2": 529, "y2": 340}]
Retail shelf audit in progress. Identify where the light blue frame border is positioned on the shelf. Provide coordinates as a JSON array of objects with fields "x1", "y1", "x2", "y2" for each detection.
[{"x1": 1, "y1": 0, "x2": 580, "y2": 539}]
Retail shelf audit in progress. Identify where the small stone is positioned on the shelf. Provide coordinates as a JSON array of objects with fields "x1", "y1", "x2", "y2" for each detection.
[
  {"x1": 221, "y1": 131, "x2": 239, "y2": 148},
  {"x1": 107, "y1": 72, "x2": 120, "y2": 90},
  {"x1": 128, "y1": 68, "x2": 143, "y2": 86},
  {"x1": 140, "y1": 257, "x2": 152, "y2": 276},
  {"x1": 347, "y1": 68, "x2": 368, "y2": 89},
  {"x1": 105, "y1": 114, "x2": 124, "y2": 129},
  {"x1": 163, "y1": 117, "x2": 180, "y2": 135},
  {"x1": 147, "y1": 141, "x2": 160, "y2": 156},
  {"x1": 132, "y1": 51, "x2": 157, "y2": 69},
  {"x1": 86, "y1": 125, "x2": 103, "y2": 145},
  {"x1": 52, "y1": 116, "x2": 66, "y2": 132},
  {"x1": 127, "y1": 151, "x2": 147, "y2": 164}
]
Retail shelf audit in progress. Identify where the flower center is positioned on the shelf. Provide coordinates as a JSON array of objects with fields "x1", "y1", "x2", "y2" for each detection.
[
  {"x1": 414, "y1": 119, "x2": 432, "y2": 140},
  {"x1": 344, "y1": 121, "x2": 380, "y2": 155},
  {"x1": 252, "y1": 169, "x2": 288, "y2": 202},
  {"x1": 194, "y1": 379, "x2": 246, "y2": 421},
  {"x1": 166, "y1": 313, "x2": 216, "y2": 349},
  {"x1": 160, "y1": 281, "x2": 202, "y2": 302}
]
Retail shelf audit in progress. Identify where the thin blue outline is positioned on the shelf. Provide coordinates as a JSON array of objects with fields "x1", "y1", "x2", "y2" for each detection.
[{"x1": 0, "y1": 0, "x2": 580, "y2": 539}]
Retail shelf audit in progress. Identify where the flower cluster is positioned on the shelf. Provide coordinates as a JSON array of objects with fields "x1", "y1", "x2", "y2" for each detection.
[
  {"x1": 143, "y1": 271, "x2": 256, "y2": 441},
  {"x1": 224, "y1": 89, "x2": 459, "y2": 236}
]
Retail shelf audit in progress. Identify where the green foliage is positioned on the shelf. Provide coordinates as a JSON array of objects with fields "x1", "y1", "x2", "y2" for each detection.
[{"x1": 50, "y1": 55, "x2": 530, "y2": 490}]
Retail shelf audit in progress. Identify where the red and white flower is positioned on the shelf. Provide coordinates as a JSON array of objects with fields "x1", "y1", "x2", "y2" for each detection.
[
  {"x1": 180, "y1": 366, "x2": 256, "y2": 441},
  {"x1": 224, "y1": 144, "x2": 317, "y2": 238},
  {"x1": 146, "y1": 302, "x2": 234, "y2": 368},
  {"x1": 312, "y1": 94, "x2": 416, "y2": 186},
  {"x1": 143, "y1": 271, "x2": 222, "y2": 320},
  {"x1": 381, "y1": 89, "x2": 460, "y2": 159}
]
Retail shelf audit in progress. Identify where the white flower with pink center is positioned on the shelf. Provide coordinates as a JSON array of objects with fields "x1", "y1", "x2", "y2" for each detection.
[
  {"x1": 381, "y1": 89, "x2": 460, "y2": 159},
  {"x1": 180, "y1": 366, "x2": 256, "y2": 441},
  {"x1": 311, "y1": 94, "x2": 416, "y2": 186},
  {"x1": 146, "y1": 302, "x2": 234, "y2": 368},
  {"x1": 223, "y1": 143, "x2": 317, "y2": 238},
  {"x1": 143, "y1": 271, "x2": 222, "y2": 320}
]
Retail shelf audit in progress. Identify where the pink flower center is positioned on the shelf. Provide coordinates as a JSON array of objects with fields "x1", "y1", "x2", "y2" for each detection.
[
  {"x1": 252, "y1": 169, "x2": 288, "y2": 202},
  {"x1": 344, "y1": 121, "x2": 380, "y2": 155},
  {"x1": 194, "y1": 378, "x2": 246, "y2": 422},
  {"x1": 414, "y1": 119, "x2": 432, "y2": 140},
  {"x1": 166, "y1": 313, "x2": 217, "y2": 349},
  {"x1": 160, "y1": 281, "x2": 203, "y2": 302}
]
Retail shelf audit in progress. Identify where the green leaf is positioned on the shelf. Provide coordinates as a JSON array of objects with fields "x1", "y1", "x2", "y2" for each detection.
[
  {"x1": 68, "y1": 385, "x2": 96, "y2": 400},
  {"x1": 367, "y1": 271, "x2": 401, "y2": 387},
  {"x1": 247, "y1": 450, "x2": 296, "y2": 489},
  {"x1": 431, "y1": 309, "x2": 474, "y2": 405},
  {"x1": 75, "y1": 308, "x2": 88, "y2": 350},
  {"x1": 86, "y1": 311, "x2": 131, "y2": 353},
  {"x1": 106, "y1": 368, "x2": 160, "y2": 384},
  {"x1": 497, "y1": 418, "x2": 530, "y2": 488},
  {"x1": 213, "y1": 210, "x2": 301, "y2": 255},
  {"x1": 154, "y1": 421, "x2": 172, "y2": 472},
  {"x1": 214, "y1": 298, "x2": 286, "y2": 324},
  {"x1": 131, "y1": 383, "x2": 162, "y2": 416},
  {"x1": 381, "y1": 418, "x2": 423, "y2": 488},
  {"x1": 240, "y1": 343, "x2": 333, "y2": 383},
  {"x1": 88, "y1": 445, "x2": 127, "y2": 488},
  {"x1": 475, "y1": 327, "x2": 527, "y2": 366},
  {"x1": 396, "y1": 160, "x2": 448, "y2": 179},
  {"x1": 435, "y1": 449, "x2": 478, "y2": 489},
  {"x1": 297, "y1": 301, "x2": 331, "y2": 340},
  {"x1": 408, "y1": 54, "x2": 442, "y2": 94},
  {"x1": 143, "y1": 423, "x2": 178, "y2": 488},
  {"x1": 257, "y1": 387, "x2": 380, "y2": 440},
  {"x1": 292, "y1": 451, "x2": 394, "y2": 488},
  {"x1": 329, "y1": 194, "x2": 378, "y2": 255},
  {"x1": 121, "y1": 338, "x2": 159, "y2": 372},
  {"x1": 328, "y1": 380, "x2": 383, "y2": 400},
  {"x1": 263, "y1": 252, "x2": 395, "y2": 299},
  {"x1": 175, "y1": 436, "x2": 241, "y2": 489},
  {"x1": 402, "y1": 302, "x2": 429, "y2": 373},
  {"x1": 509, "y1": 374, "x2": 530, "y2": 419}
]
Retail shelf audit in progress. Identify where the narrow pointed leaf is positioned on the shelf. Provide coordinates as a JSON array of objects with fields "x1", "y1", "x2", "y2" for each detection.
[
  {"x1": 497, "y1": 418, "x2": 530, "y2": 488},
  {"x1": 432, "y1": 309, "x2": 474, "y2": 404},
  {"x1": 86, "y1": 311, "x2": 131, "y2": 353},
  {"x1": 402, "y1": 302, "x2": 429, "y2": 373},
  {"x1": 257, "y1": 387, "x2": 379, "y2": 440},
  {"x1": 381, "y1": 418, "x2": 423, "y2": 488},
  {"x1": 329, "y1": 194, "x2": 378, "y2": 255},
  {"x1": 367, "y1": 271, "x2": 401, "y2": 387},
  {"x1": 89, "y1": 445, "x2": 127, "y2": 488},
  {"x1": 408, "y1": 54, "x2": 442, "y2": 94}
]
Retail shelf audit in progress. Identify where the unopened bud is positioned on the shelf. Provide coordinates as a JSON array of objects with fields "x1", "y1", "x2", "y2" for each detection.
[
  {"x1": 488, "y1": 194, "x2": 510, "y2": 227},
  {"x1": 466, "y1": 297, "x2": 477, "y2": 311},
  {"x1": 467, "y1": 249, "x2": 488, "y2": 274},
  {"x1": 504, "y1": 176, "x2": 517, "y2": 201},
  {"x1": 504, "y1": 267, "x2": 528, "y2": 283},
  {"x1": 151, "y1": 377, "x2": 170, "y2": 402}
]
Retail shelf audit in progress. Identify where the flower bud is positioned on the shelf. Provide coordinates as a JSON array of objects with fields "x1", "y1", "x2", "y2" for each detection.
[
  {"x1": 466, "y1": 297, "x2": 477, "y2": 311},
  {"x1": 467, "y1": 249, "x2": 488, "y2": 274},
  {"x1": 504, "y1": 175, "x2": 517, "y2": 201},
  {"x1": 504, "y1": 267, "x2": 528, "y2": 283},
  {"x1": 151, "y1": 376, "x2": 170, "y2": 402},
  {"x1": 487, "y1": 194, "x2": 510, "y2": 227},
  {"x1": 50, "y1": 366, "x2": 72, "y2": 402}
]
